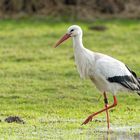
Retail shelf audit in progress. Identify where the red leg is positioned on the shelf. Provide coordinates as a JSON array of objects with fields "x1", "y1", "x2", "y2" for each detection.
[
  {"x1": 103, "y1": 92, "x2": 110, "y2": 129},
  {"x1": 82, "y1": 95, "x2": 117, "y2": 126},
  {"x1": 105, "y1": 104, "x2": 110, "y2": 129}
]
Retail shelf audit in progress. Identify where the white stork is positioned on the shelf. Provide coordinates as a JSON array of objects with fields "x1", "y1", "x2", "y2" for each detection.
[{"x1": 54, "y1": 25, "x2": 140, "y2": 129}]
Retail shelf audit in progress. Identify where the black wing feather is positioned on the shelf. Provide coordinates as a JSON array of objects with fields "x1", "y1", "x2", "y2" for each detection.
[
  {"x1": 108, "y1": 75, "x2": 139, "y2": 91},
  {"x1": 107, "y1": 65, "x2": 140, "y2": 96},
  {"x1": 126, "y1": 65, "x2": 140, "y2": 96},
  {"x1": 125, "y1": 65, "x2": 137, "y2": 78}
]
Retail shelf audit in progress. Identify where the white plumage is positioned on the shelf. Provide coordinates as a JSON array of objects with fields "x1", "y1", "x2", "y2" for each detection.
[
  {"x1": 54, "y1": 25, "x2": 140, "y2": 128},
  {"x1": 69, "y1": 25, "x2": 140, "y2": 95}
]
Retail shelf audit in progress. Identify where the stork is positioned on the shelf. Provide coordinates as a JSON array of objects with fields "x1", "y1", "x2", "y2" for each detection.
[{"x1": 53, "y1": 25, "x2": 140, "y2": 129}]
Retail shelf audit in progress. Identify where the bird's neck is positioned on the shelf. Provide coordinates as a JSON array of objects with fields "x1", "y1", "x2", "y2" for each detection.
[
  {"x1": 72, "y1": 34, "x2": 94, "y2": 79},
  {"x1": 72, "y1": 35, "x2": 84, "y2": 51}
]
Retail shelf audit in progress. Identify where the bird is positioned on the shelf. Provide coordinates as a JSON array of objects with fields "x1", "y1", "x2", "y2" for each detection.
[{"x1": 53, "y1": 25, "x2": 140, "y2": 129}]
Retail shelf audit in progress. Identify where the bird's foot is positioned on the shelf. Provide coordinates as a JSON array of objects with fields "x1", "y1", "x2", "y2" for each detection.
[{"x1": 82, "y1": 115, "x2": 93, "y2": 125}]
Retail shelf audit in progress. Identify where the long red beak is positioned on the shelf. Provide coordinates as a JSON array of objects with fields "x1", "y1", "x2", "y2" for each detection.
[{"x1": 54, "y1": 33, "x2": 71, "y2": 48}]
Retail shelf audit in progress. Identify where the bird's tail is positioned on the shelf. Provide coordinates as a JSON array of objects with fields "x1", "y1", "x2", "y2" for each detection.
[{"x1": 137, "y1": 78, "x2": 140, "y2": 96}]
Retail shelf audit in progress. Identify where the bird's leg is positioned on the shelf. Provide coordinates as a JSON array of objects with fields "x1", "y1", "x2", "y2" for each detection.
[
  {"x1": 103, "y1": 92, "x2": 110, "y2": 129},
  {"x1": 82, "y1": 95, "x2": 117, "y2": 125}
]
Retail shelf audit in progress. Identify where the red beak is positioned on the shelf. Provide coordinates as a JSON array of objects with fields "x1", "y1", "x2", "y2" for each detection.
[{"x1": 54, "y1": 33, "x2": 71, "y2": 48}]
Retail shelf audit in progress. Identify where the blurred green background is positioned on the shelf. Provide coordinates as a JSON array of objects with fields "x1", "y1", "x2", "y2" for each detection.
[{"x1": 0, "y1": 0, "x2": 139, "y2": 139}]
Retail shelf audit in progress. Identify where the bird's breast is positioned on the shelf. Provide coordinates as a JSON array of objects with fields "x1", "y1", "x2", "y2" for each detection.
[{"x1": 74, "y1": 51, "x2": 95, "y2": 79}]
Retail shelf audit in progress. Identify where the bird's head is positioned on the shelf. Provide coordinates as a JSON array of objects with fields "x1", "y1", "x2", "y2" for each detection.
[
  {"x1": 54, "y1": 25, "x2": 82, "y2": 48},
  {"x1": 67, "y1": 25, "x2": 82, "y2": 37}
]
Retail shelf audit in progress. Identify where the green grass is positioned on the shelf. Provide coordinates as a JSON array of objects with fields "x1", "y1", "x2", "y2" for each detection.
[{"x1": 0, "y1": 18, "x2": 139, "y2": 139}]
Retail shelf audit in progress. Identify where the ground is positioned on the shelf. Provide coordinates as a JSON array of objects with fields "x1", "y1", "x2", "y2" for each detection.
[{"x1": 0, "y1": 18, "x2": 139, "y2": 139}]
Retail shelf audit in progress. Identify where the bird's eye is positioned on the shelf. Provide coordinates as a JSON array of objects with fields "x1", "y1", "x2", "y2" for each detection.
[{"x1": 70, "y1": 29, "x2": 74, "y2": 32}]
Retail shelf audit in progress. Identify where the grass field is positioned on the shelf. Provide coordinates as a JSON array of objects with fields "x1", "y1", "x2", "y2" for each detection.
[{"x1": 0, "y1": 18, "x2": 139, "y2": 139}]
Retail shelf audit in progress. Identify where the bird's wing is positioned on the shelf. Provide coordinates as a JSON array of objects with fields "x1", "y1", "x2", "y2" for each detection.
[{"x1": 95, "y1": 54, "x2": 140, "y2": 91}]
